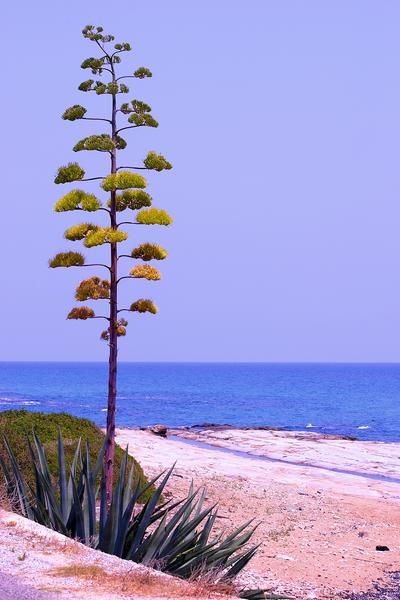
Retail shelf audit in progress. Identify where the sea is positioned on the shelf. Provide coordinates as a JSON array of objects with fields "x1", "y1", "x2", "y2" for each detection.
[{"x1": 0, "y1": 362, "x2": 399, "y2": 442}]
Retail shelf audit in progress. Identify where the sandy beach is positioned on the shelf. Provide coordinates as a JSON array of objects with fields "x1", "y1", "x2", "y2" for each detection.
[{"x1": 115, "y1": 427, "x2": 400, "y2": 600}]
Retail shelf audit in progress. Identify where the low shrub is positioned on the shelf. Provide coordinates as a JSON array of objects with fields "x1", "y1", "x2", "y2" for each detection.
[{"x1": 0, "y1": 410, "x2": 152, "y2": 502}]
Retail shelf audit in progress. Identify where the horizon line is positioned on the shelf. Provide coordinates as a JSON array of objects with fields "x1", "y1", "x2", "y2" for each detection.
[{"x1": 1, "y1": 360, "x2": 400, "y2": 365}]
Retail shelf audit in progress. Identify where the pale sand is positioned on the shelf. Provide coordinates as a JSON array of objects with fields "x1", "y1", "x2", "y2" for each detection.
[
  {"x1": 116, "y1": 427, "x2": 400, "y2": 600},
  {"x1": 0, "y1": 509, "x2": 234, "y2": 600}
]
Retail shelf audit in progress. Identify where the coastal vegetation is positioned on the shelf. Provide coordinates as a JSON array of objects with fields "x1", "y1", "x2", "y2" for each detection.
[
  {"x1": 0, "y1": 424, "x2": 281, "y2": 599},
  {"x1": 0, "y1": 410, "x2": 151, "y2": 502},
  {"x1": 49, "y1": 25, "x2": 173, "y2": 500}
]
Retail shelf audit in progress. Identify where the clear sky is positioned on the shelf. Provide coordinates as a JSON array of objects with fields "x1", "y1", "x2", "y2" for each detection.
[{"x1": 3, "y1": 1, "x2": 400, "y2": 362}]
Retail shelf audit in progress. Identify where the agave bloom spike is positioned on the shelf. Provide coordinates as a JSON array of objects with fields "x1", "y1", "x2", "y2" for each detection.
[{"x1": 50, "y1": 24, "x2": 174, "y2": 506}]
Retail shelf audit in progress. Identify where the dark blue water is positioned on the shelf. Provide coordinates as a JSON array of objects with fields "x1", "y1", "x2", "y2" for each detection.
[{"x1": 0, "y1": 362, "x2": 399, "y2": 442}]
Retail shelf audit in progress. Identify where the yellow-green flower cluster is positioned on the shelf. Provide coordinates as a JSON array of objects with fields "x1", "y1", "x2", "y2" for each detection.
[
  {"x1": 101, "y1": 172, "x2": 147, "y2": 191},
  {"x1": 143, "y1": 151, "x2": 172, "y2": 171},
  {"x1": 136, "y1": 208, "x2": 173, "y2": 226},
  {"x1": 73, "y1": 134, "x2": 115, "y2": 152},
  {"x1": 64, "y1": 223, "x2": 99, "y2": 241},
  {"x1": 75, "y1": 277, "x2": 110, "y2": 301},
  {"x1": 130, "y1": 265, "x2": 161, "y2": 280},
  {"x1": 133, "y1": 67, "x2": 152, "y2": 79},
  {"x1": 113, "y1": 190, "x2": 152, "y2": 211},
  {"x1": 55, "y1": 162, "x2": 85, "y2": 184},
  {"x1": 82, "y1": 25, "x2": 113, "y2": 43},
  {"x1": 120, "y1": 99, "x2": 158, "y2": 128},
  {"x1": 78, "y1": 80, "x2": 129, "y2": 95},
  {"x1": 84, "y1": 227, "x2": 128, "y2": 247},
  {"x1": 49, "y1": 252, "x2": 85, "y2": 268},
  {"x1": 80, "y1": 56, "x2": 105, "y2": 74},
  {"x1": 129, "y1": 113, "x2": 158, "y2": 127},
  {"x1": 62, "y1": 105, "x2": 87, "y2": 121},
  {"x1": 55, "y1": 190, "x2": 102, "y2": 212},
  {"x1": 131, "y1": 243, "x2": 167, "y2": 261},
  {"x1": 130, "y1": 299, "x2": 157, "y2": 314}
]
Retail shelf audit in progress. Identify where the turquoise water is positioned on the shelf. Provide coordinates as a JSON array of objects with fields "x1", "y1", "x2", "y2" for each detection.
[{"x1": 0, "y1": 362, "x2": 399, "y2": 441}]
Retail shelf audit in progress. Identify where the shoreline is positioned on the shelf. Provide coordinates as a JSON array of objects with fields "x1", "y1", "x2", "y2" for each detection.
[
  {"x1": 167, "y1": 433, "x2": 400, "y2": 485},
  {"x1": 134, "y1": 421, "x2": 400, "y2": 444},
  {"x1": 116, "y1": 426, "x2": 400, "y2": 599},
  {"x1": 166, "y1": 426, "x2": 400, "y2": 485}
]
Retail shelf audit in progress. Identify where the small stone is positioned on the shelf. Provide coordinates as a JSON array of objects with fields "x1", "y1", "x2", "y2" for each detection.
[
  {"x1": 149, "y1": 424, "x2": 168, "y2": 437},
  {"x1": 376, "y1": 545, "x2": 390, "y2": 551}
]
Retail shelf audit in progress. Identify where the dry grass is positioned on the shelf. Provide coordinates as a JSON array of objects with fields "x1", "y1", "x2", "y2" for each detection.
[
  {"x1": 0, "y1": 481, "x2": 13, "y2": 512},
  {"x1": 49, "y1": 564, "x2": 236, "y2": 598}
]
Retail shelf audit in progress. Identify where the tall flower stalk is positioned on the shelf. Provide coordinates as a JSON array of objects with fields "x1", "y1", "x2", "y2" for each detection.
[{"x1": 50, "y1": 25, "x2": 173, "y2": 503}]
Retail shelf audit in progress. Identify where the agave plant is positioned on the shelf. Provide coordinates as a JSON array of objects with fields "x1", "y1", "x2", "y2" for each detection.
[{"x1": 0, "y1": 432, "x2": 260, "y2": 583}]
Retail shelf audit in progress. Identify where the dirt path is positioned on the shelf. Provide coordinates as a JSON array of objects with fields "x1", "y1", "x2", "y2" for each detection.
[
  {"x1": 0, "y1": 509, "x2": 231, "y2": 600},
  {"x1": 0, "y1": 571, "x2": 58, "y2": 600}
]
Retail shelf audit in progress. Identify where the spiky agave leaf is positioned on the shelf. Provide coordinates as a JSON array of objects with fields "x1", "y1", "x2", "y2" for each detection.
[{"x1": 1, "y1": 436, "x2": 35, "y2": 520}]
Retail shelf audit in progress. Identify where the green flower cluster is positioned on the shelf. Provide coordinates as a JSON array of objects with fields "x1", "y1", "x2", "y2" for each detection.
[
  {"x1": 55, "y1": 163, "x2": 85, "y2": 184},
  {"x1": 143, "y1": 151, "x2": 172, "y2": 171},
  {"x1": 114, "y1": 42, "x2": 131, "y2": 51},
  {"x1": 81, "y1": 56, "x2": 105, "y2": 75},
  {"x1": 133, "y1": 67, "x2": 152, "y2": 79},
  {"x1": 120, "y1": 100, "x2": 142, "y2": 113},
  {"x1": 64, "y1": 223, "x2": 99, "y2": 241},
  {"x1": 78, "y1": 80, "x2": 129, "y2": 95},
  {"x1": 62, "y1": 105, "x2": 87, "y2": 121},
  {"x1": 73, "y1": 134, "x2": 116, "y2": 153},
  {"x1": 136, "y1": 207, "x2": 173, "y2": 226},
  {"x1": 113, "y1": 190, "x2": 152, "y2": 211},
  {"x1": 55, "y1": 190, "x2": 101, "y2": 212},
  {"x1": 49, "y1": 252, "x2": 85, "y2": 268},
  {"x1": 120, "y1": 99, "x2": 159, "y2": 128},
  {"x1": 82, "y1": 25, "x2": 114, "y2": 44},
  {"x1": 84, "y1": 227, "x2": 128, "y2": 247},
  {"x1": 131, "y1": 243, "x2": 167, "y2": 261},
  {"x1": 102, "y1": 172, "x2": 147, "y2": 191},
  {"x1": 129, "y1": 113, "x2": 158, "y2": 128}
]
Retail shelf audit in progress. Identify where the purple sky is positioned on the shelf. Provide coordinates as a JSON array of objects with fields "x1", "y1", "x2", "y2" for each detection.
[{"x1": 3, "y1": 1, "x2": 400, "y2": 362}]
